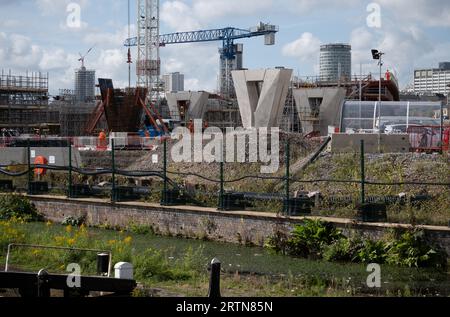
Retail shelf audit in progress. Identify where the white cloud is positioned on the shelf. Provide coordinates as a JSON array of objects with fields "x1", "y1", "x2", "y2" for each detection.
[
  {"x1": 161, "y1": 43, "x2": 219, "y2": 92},
  {"x1": 35, "y1": 0, "x2": 89, "y2": 16},
  {"x1": 83, "y1": 24, "x2": 136, "y2": 47},
  {"x1": 192, "y1": 0, "x2": 273, "y2": 21},
  {"x1": 39, "y1": 49, "x2": 70, "y2": 70},
  {"x1": 350, "y1": 23, "x2": 434, "y2": 87},
  {"x1": 161, "y1": 0, "x2": 274, "y2": 32},
  {"x1": 161, "y1": 1, "x2": 202, "y2": 31},
  {"x1": 282, "y1": 32, "x2": 321, "y2": 62},
  {"x1": 377, "y1": 0, "x2": 450, "y2": 27},
  {"x1": 0, "y1": 33, "x2": 43, "y2": 69}
]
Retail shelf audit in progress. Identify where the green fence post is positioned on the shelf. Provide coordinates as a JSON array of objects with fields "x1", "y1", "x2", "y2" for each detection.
[
  {"x1": 27, "y1": 139, "x2": 32, "y2": 195},
  {"x1": 284, "y1": 140, "x2": 291, "y2": 215},
  {"x1": 111, "y1": 139, "x2": 116, "y2": 203},
  {"x1": 360, "y1": 140, "x2": 365, "y2": 205},
  {"x1": 219, "y1": 160, "x2": 224, "y2": 210},
  {"x1": 68, "y1": 140, "x2": 73, "y2": 198},
  {"x1": 161, "y1": 138, "x2": 168, "y2": 205}
]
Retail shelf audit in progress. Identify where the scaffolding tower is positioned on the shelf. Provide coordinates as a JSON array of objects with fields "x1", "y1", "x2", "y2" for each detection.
[
  {"x1": 0, "y1": 69, "x2": 59, "y2": 134},
  {"x1": 137, "y1": 0, "x2": 160, "y2": 103}
]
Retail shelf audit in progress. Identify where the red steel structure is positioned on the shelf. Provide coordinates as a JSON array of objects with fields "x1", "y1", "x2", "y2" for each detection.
[{"x1": 85, "y1": 79, "x2": 168, "y2": 135}]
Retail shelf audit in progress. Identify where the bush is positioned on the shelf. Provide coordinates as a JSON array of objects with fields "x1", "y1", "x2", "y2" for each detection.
[
  {"x1": 0, "y1": 195, "x2": 43, "y2": 222},
  {"x1": 264, "y1": 229, "x2": 291, "y2": 255},
  {"x1": 134, "y1": 249, "x2": 192, "y2": 282},
  {"x1": 0, "y1": 220, "x2": 26, "y2": 251},
  {"x1": 323, "y1": 238, "x2": 362, "y2": 262},
  {"x1": 266, "y1": 220, "x2": 448, "y2": 269},
  {"x1": 266, "y1": 220, "x2": 344, "y2": 259},
  {"x1": 385, "y1": 230, "x2": 447, "y2": 269},
  {"x1": 355, "y1": 240, "x2": 387, "y2": 264},
  {"x1": 127, "y1": 223, "x2": 154, "y2": 235}
]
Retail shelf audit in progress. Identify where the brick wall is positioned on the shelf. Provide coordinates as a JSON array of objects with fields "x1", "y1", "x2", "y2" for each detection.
[{"x1": 29, "y1": 196, "x2": 450, "y2": 254}]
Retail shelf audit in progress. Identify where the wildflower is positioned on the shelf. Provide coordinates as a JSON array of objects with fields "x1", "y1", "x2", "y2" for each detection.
[
  {"x1": 54, "y1": 236, "x2": 66, "y2": 245},
  {"x1": 46, "y1": 221, "x2": 53, "y2": 227},
  {"x1": 67, "y1": 238, "x2": 76, "y2": 246},
  {"x1": 108, "y1": 240, "x2": 117, "y2": 246},
  {"x1": 124, "y1": 236, "x2": 133, "y2": 244},
  {"x1": 65, "y1": 225, "x2": 72, "y2": 233}
]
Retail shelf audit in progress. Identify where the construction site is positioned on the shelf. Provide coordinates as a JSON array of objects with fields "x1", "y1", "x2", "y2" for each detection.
[
  {"x1": 0, "y1": 0, "x2": 450, "y2": 301},
  {"x1": 0, "y1": 0, "x2": 448, "y2": 206}
]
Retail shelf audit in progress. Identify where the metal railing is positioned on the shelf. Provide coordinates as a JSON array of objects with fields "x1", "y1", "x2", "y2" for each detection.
[
  {"x1": 5, "y1": 243, "x2": 112, "y2": 277},
  {"x1": 0, "y1": 138, "x2": 449, "y2": 215}
]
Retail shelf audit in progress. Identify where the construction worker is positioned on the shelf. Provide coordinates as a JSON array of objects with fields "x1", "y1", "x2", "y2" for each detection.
[
  {"x1": 385, "y1": 69, "x2": 391, "y2": 81},
  {"x1": 98, "y1": 130, "x2": 107, "y2": 149},
  {"x1": 188, "y1": 119, "x2": 194, "y2": 134}
]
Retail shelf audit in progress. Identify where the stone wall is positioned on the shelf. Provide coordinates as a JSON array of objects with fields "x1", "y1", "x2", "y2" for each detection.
[{"x1": 28, "y1": 196, "x2": 450, "y2": 254}]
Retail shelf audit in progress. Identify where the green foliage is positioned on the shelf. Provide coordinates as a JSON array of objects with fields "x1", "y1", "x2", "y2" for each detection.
[
  {"x1": 0, "y1": 219, "x2": 26, "y2": 251},
  {"x1": 385, "y1": 230, "x2": 447, "y2": 269},
  {"x1": 134, "y1": 249, "x2": 194, "y2": 282},
  {"x1": 288, "y1": 220, "x2": 344, "y2": 258},
  {"x1": 0, "y1": 195, "x2": 43, "y2": 222},
  {"x1": 266, "y1": 220, "x2": 343, "y2": 259},
  {"x1": 127, "y1": 222, "x2": 154, "y2": 235},
  {"x1": 355, "y1": 240, "x2": 387, "y2": 264},
  {"x1": 264, "y1": 229, "x2": 291, "y2": 255},
  {"x1": 323, "y1": 238, "x2": 362, "y2": 262},
  {"x1": 266, "y1": 220, "x2": 448, "y2": 269}
]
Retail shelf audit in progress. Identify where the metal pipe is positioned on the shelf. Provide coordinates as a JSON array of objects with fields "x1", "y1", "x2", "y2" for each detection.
[
  {"x1": 27, "y1": 139, "x2": 32, "y2": 195},
  {"x1": 361, "y1": 140, "x2": 366, "y2": 205},
  {"x1": 441, "y1": 101, "x2": 444, "y2": 154},
  {"x1": 162, "y1": 138, "x2": 168, "y2": 205},
  {"x1": 111, "y1": 139, "x2": 116, "y2": 203},
  {"x1": 219, "y1": 161, "x2": 224, "y2": 210},
  {"x1": 68, "y1": 140, "x2": 72, "y2": 198},
  {"x1": 285, "y1": 140, "x2": 291, "y2": 215}
]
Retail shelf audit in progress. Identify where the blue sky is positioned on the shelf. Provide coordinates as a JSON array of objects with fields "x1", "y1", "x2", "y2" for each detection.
[{"x1": 1, "y1": 0, "x2": 450, "y2": 95}]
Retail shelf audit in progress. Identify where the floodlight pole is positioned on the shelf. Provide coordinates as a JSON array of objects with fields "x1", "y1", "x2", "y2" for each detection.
[
  {"x1": 378, "y1": 53, "x2": 383, "y2": 133},
  {"x1": 372, "y1": 49, "x2": 385, "y2": 133}
]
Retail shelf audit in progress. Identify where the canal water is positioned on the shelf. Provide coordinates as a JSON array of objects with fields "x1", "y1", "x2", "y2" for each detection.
[
  {"x1": 8, "y1": 223, "x2": 450, "y2": 296},
  {"x1": 111, "y1": 226, "x2": 449, "y2": 296}
]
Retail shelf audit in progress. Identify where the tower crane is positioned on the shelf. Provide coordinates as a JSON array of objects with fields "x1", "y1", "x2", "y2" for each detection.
[
  {"x1": 125, "y1": 22, "x2": 278, "y2": 97},
  {"x1": 78, "y1": 46, "x2": 94, "y2": 69}
]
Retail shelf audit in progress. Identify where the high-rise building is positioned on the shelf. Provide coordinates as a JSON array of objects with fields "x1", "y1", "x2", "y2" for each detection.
[
  {"x1": 163, "y1": 72, "x2": 185, "y2": 93},
  {"x1": 414, "y1": 62, "x2": 450, "y2": 95},
  {"x1": 319, "y1": 44, "x2": 352, "y2": 82},
  {"x1": 75, "y1": 66, "x2": 96, "y2": 103}
]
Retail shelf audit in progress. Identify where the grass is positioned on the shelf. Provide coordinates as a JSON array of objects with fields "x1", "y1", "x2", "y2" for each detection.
[{"x1": 0, "y1": 220, "x2": 449, "y2": 297}]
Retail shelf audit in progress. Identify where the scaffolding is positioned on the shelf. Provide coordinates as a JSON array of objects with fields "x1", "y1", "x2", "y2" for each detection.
[
  {"x1": 280, "y1": 83, "x2": 302, "y2": 133},
  {"x1": 0, "y1": 69, "x2": 59, "y2": 134},
  {"x1": 205, "y1": 98, "x2": 241, "y2": 129},
  {"x1": 53, "y1": 100, "x2": 102, "y2": 137}
]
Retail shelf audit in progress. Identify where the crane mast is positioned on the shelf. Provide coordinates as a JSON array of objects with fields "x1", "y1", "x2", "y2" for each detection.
[
  {"x1": 127, "y1": 22, "x2": 278, "y2": 98},
  {"x1": 137, "y1": 0, "x2": 160, "y2": 103}
]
